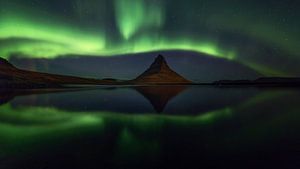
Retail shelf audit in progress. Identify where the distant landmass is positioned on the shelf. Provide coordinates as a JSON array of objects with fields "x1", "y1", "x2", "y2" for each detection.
[
  {"x1": 0, "y1": 57, "x2": 114, "y2": 88},
  {"x1": 214, "y1": 77, "x2": 300, "y2": 87},
  {"x1": 1, "y1": 55, "x2": 300, "y2": 88}
]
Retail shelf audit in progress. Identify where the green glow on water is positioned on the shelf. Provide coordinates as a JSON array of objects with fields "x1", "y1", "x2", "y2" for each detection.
[
  {"x1": 0, "y1": 90, "x2": 299, "y2": 160},
  {"x1": 0, "y1": 104, "x2": 105, "y2": 155},
  {"x1": 0, "y1": 103, "x2": 232, "y2": 155},
  {"x1": 115, "y1": 128, "x2": 160, "y2": 160},
  {"x1": 195, "y1": 108, "x2": 232, "y2": 123}
]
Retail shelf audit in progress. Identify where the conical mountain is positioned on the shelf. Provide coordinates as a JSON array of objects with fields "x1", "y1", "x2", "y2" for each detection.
[{"x1": 134, "y1": 55, "x2": 191, "y2": 84}]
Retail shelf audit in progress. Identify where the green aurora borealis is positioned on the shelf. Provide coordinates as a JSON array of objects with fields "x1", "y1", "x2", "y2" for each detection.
[
  {"x1": 0, "y1": 0, "x2": 299, "y2": 76},
  {"x1": 1, "y1": 2, "x2": 300, "y2": 167}
]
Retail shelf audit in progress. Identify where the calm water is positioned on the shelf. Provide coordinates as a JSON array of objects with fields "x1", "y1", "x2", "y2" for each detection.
[{"x1": 0, "y1": 86, "x2": 299, "y2": 169}]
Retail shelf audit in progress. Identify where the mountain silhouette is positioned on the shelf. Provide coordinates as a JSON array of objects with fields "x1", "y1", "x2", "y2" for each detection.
[
  {"x1": 0, "y1": 58, "x2": 112, "y2": 88},
  {"x1": 133, "y1": 55, "x2": 192, "y2": 84},
  {"x1": 0, "y1": 56, "x2": 193, "y2": 88},
  {"x1": 2, "y1": 55, "x2": 299, "y2": 88}
]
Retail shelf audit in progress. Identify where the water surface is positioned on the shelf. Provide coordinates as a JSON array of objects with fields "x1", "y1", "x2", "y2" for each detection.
[{"x1": 0, "y1": 86, "x2": 299, "y2": 169}]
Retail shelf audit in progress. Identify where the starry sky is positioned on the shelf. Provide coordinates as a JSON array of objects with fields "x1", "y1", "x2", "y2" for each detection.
[{"x1": 0, "y1": 0, "x2": 299, "y2": 80}]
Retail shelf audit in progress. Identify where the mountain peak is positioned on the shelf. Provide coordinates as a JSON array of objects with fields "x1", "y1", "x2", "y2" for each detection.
[
  {"x1": 155, "y1": 54, "x2": 167, "y2": 64},
  {"x1": 148, "y1": 54, "x2": 169, "y2": 71},
  {"x1": 134, "y1": 54, "x2": 191, "y2": 84}
]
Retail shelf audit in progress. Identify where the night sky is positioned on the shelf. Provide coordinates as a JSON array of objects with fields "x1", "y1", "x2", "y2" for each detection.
[{"x1": 0, "y1": 0, "x2": 299, "y2": 81}]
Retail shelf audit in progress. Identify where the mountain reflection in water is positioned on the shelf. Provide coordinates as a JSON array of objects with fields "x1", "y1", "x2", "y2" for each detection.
[
  {"x1": 0, "y1": 86, "x2": 299, "y2": 169},
  {"x1": 3, "y1": 86, "x2": 257, "y2": 114}
]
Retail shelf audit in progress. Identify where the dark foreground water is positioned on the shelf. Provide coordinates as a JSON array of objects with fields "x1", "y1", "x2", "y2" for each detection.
[{"x1": 0, "y1": 86, "x2": 299, "y2": 169}]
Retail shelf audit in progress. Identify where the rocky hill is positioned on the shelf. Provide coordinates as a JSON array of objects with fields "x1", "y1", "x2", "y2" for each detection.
[{"x1": 133, "y1": 55, "x2": 191, "y2": 84}]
